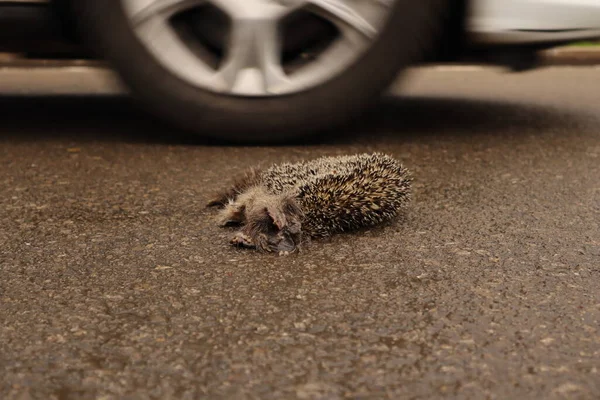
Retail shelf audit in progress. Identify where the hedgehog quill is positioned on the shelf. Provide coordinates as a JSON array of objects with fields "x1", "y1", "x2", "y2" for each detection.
[{"x1": 207, "y1": 153, "x2": 412, "y2": 254}]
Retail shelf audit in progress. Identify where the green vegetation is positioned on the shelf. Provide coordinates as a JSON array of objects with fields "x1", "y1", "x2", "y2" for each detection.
[{"x1": 570, "y1": 41, "x2": 600, "y2": 47}]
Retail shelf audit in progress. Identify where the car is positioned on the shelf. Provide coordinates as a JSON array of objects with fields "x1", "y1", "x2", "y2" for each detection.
[{"x1": 2, "y1": 0, "x2": 600, "y2": 142}]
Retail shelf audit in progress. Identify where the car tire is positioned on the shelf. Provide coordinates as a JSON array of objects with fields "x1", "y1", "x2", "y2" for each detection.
[{"x1": 70, "y1": 0, "x2": 447, "y2": 143}]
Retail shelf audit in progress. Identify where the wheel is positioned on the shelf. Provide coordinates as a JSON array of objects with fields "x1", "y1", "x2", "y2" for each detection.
[{"x1": 70, "y1": 0, "x2": 446, "y2": 143}]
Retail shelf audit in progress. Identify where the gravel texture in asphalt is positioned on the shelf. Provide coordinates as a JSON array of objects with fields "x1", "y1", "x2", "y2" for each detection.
[{"x1": 1, "y1": 66, "x2": 599, "y2": 399}]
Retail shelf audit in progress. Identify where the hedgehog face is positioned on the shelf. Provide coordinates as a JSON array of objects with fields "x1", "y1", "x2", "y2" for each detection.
[
  {"x1": 264, "y1": 216, "x2": 302, "y2": 254},
  {"x1": 248, "y1": 201, "x2": 303, "y2": 254},
  {"x1": 230, "y1": 190, "x2": 304, "y2": 254}
]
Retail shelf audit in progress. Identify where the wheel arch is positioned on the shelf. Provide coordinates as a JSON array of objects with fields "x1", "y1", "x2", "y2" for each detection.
[{"x1": 426, "y1": 0, "x2": 470, "y2": 63}]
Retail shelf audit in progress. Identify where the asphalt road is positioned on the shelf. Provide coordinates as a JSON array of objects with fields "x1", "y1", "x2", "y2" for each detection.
[{"x1": 1, "y1": 66, "x2": 599, "y2": 400}]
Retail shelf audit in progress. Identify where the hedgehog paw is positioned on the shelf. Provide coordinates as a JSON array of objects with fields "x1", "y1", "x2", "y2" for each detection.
[
  {"x1": 278, "y1": 248, "x2": 301, "y2": 256},
  {"x1": 230, "y1": 232, "x2": 255, "y2": 248}
]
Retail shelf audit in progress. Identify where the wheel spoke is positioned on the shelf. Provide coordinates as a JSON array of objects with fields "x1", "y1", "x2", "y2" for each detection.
[
  {"x1": 307, "y1": 0, "x2": 378, "y2": 38},
  {"x1": 256, "y1": 19, "x2": 290, "y2": 91},
  {"x1": 126, "y1": 0, "x2": 204, "y2": 25},
  {"x1": 216, "y1": 18, "x2": 288, "y2": 94},
  {"x1": 121, "y1": 0, "x2": 396, "y2": 96},
  {"x1": 125, "y1": 0, "x2": 217, "y2": 90},
  {"x1": 207, "y1": 0, "x2": 239, "y2": 17}
]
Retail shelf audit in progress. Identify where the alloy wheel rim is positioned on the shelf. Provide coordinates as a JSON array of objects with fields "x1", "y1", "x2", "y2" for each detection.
[{"x1": 122, "y1": 0, "x2": 397, "y2": 96}]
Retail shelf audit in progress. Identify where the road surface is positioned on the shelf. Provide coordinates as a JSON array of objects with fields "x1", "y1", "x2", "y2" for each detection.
[{"x1": 1, "y1": 65, "x2": 599, "y2": 399}]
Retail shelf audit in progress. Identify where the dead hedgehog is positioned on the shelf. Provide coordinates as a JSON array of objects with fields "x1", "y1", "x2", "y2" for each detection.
[{"x1": 207, "y1": 153, "x2": 412, "y2": 254}]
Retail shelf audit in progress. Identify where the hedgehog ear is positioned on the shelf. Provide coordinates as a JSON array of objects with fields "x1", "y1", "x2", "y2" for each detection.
[{"x1": 265, "y1": 206, "x2": 286, "y2": 230}]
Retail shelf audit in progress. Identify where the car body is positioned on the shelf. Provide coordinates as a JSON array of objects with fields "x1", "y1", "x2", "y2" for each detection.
[
  {"x1": 471, "y1": 0, "x2": 600, "y2": 46},
  {"x1": 1, "y1": 0, "x2": 600, "y2": 142},
  {"x1": 4, "y1": 0, "x2": 600, "y2": 55}
]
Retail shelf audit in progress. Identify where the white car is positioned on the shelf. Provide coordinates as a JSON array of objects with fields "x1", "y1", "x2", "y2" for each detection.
[{"x1": 4, "y1": 0, "x2": 600, "y2": 142}]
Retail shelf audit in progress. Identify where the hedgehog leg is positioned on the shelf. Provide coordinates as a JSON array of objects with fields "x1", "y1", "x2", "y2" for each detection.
[
  {"x1": 206, "y1": 168, "x2": 262, "y2": 208},
  {"x1": 206, "y1": 192, "x2": 233, "y2": 208},
  {"x1": 216, "y1": 201, "x2": 247, "y2": 227},
  {"x1": 215, "y1": 185, "x2": 266, "y2": 227}
]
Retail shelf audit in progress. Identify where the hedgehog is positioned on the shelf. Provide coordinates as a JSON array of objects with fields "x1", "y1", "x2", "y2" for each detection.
[{"x1": 207, "y1": 153, "x2": 412, "y2": 254}]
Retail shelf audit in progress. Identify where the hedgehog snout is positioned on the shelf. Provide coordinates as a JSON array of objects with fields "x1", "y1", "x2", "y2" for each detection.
[{"x1": 266, "y1": 225, "x2": 302, "y2": 254}]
